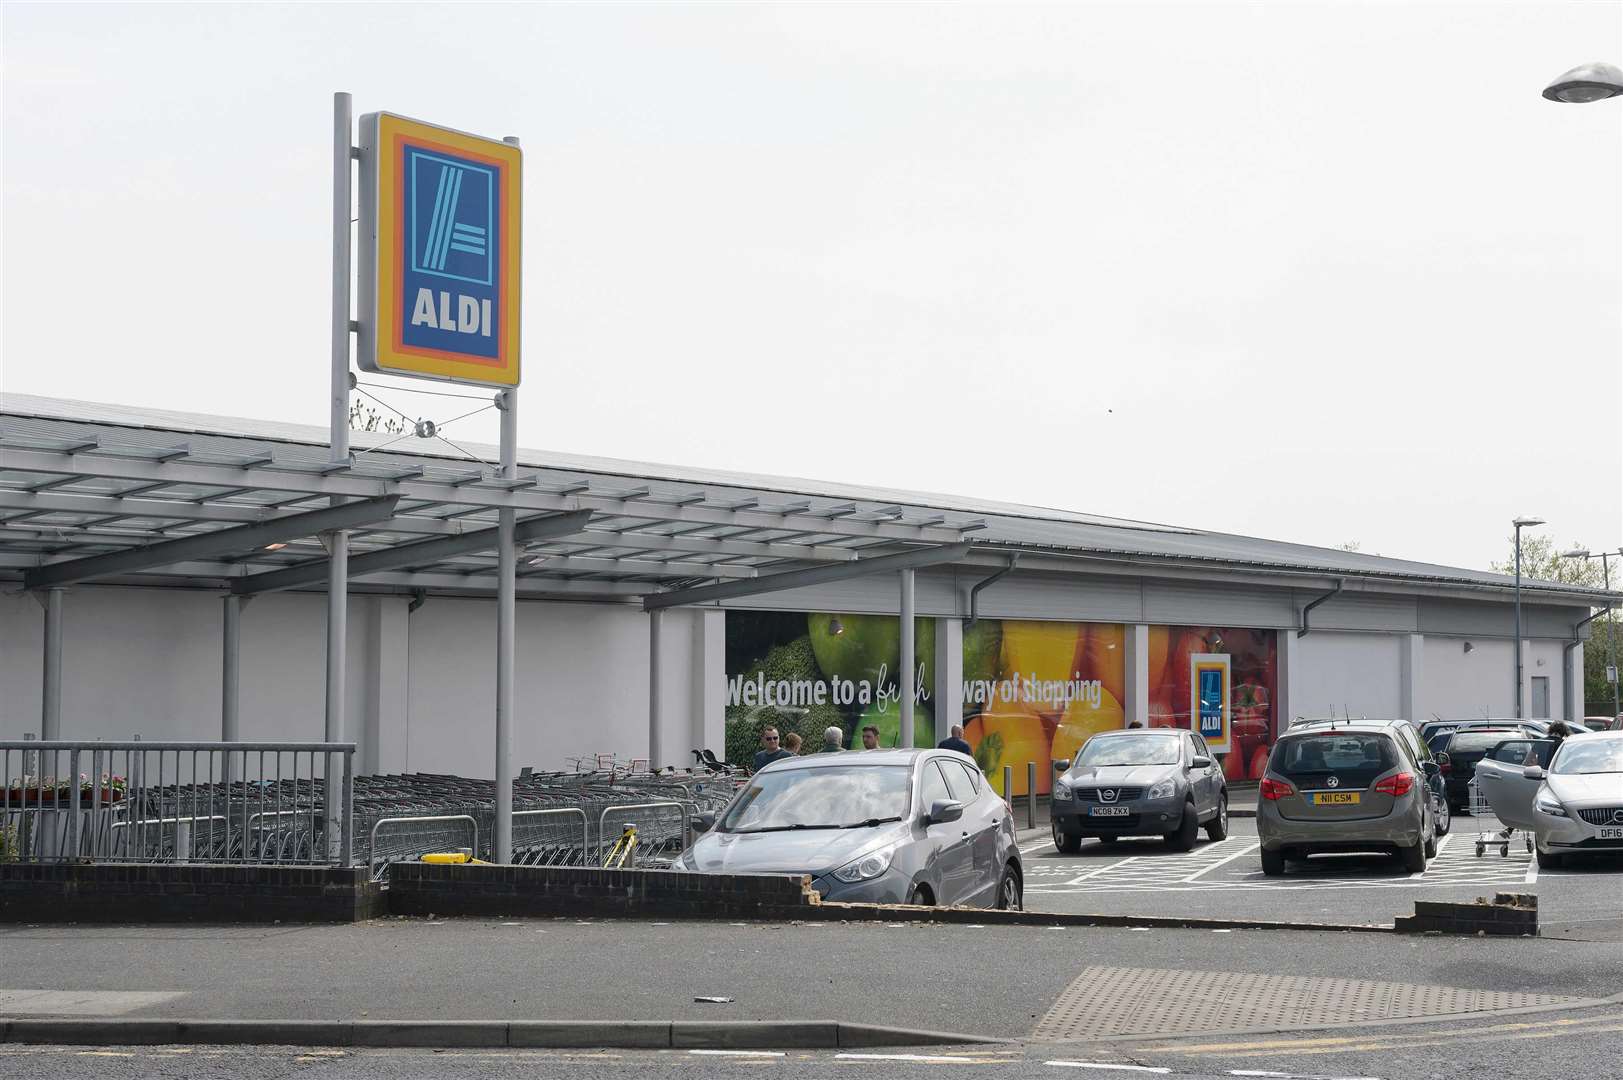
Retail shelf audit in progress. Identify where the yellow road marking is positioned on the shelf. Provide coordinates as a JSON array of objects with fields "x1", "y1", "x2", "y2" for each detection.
[{"x1": 1213, "y1": 1021, "x2": 1623, "y2": 1058}]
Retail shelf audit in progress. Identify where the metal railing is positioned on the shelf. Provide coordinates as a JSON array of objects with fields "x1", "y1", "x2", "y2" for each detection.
[
  {"x1": 1, "y1": 740, "x2": 355, "y2": 866},
  {"x1": 368, "y1": 814, "x2": 478, "y2": 880}
]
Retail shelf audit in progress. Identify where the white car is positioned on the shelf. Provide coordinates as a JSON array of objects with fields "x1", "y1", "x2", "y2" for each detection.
[{"x1": 1477, "y1": 732, "x2": 1623, "y2": 869}]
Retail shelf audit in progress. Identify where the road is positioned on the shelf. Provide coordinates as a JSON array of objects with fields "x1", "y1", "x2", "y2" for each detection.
[{"x1": 1017, "y1": 812, "x2": 1623, "y2": 936}]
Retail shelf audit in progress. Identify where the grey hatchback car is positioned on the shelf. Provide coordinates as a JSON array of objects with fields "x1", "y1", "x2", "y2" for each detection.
[
  {"x1": 1257, "y1": 722, "x2": 1438, "y2": 876},
  {"x1": 680, "y1": 749, "x2": 1023, "y2": 909},
  {"x1": 1050, "y1": 729, "x2": 1229, "y2": 853}
]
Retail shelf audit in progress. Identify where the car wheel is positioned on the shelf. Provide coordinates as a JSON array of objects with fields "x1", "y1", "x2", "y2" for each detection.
[
  {"x1": 1052, "y1": 818, "x2": 1082, "y2": 854},
  {"x1": 995, "y1": 864, "x2": 1022, "y2": 911},
  {"x1": 1399, "y1": 840, "x2": 1427, "y2": 873},
  {"x1": 1536, "y1": 847, "x2": 1564, "y2": 870},
  {"x1": 1165, "y1": 801, "x2": 1199, "y2": 851},
  {"x1": 1205, "y1": 795, "x2": 1229, "y2": 841},
  {"x1": 1260, "y1": 848, "x2": 1286, "y2": 876},
  {"x1": 906, "y1": 885, "x2": 934, "y2": 906},
  {"x1": 1424, "y1": 829, "x2": 1438, "y2": 859},
  {"x1": 1433, "y1": 795, "x2": 1451, "y2": 837}
]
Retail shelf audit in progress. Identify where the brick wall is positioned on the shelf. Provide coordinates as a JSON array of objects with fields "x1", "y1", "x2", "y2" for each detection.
[
  {"x1": 388, "y1": 863, "x2": 817, "y2": 920},
  {"x1": 0, "y1": 864, "x2": 386, "y2": 924}
]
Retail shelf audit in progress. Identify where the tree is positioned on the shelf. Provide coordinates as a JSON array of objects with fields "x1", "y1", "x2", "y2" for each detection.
[
  {"x1": 1490, "y1": 535, "x2": 1618, "y2": 715},
  {"x1": 1488, "y1": 534, "x2": 1607, "y2": 588}
]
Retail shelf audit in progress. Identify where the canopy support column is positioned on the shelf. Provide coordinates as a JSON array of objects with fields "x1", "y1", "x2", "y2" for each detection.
[
  {"x1": 649, "y1": 608, "x2": 664, "y2": 771},
  {"x1": 495, "y1": 387, "x2": 517, "y2": 864},
  {"x1": 900, "y1": 568, "x2": 915, "y2": 750},
  {"x1": 41, "y1": 588, "x2": 63, "y2": 739}
]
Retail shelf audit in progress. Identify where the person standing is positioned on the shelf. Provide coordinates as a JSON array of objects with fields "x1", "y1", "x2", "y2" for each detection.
[
  {"x1": 752, "y1": 727, "x2": 793, "y2": 772},
  {"x1": 860, "y1": 725, "x2": 880, "y2": 750},
  {"x1": 782, "y1": 732, "x2": 803, "y2": 755},
  {"x1": 937, "y1": 724, "x2": 973, "y2": 756},
  {"x1": 819, "y1": 726, "x2": 845, "y2": 753}
]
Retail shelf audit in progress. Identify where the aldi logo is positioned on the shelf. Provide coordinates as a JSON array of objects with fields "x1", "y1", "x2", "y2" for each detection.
[{"x1": 359, "y1": 112, "x2": 521, "y2": 387}]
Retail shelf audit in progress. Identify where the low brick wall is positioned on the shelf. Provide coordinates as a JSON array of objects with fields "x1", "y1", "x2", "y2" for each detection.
[
  {"x1": 0, "y1": 864, "x2": 386, "y2": 924},
  {"x1": 388, "y1": 863, "x2": 818, "y2": 920},
  {"x1": 1394, "y1": 892, "x2": 1538, "y2": 936}
]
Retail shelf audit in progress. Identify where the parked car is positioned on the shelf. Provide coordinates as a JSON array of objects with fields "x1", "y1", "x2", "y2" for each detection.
[
  {"x1": 1429, "y1": 728, "x2": 1534, "y2": 812},
  {"x1": 1419, "y1": 719, "x2": 1547, "y2": 746},
  {"x1": 1580, "y1": 716, "x2": 1615, "y2": 733},
  {"x1": 1290, "y1": 717, "x2": 1449, "y2": 837},
  {"x1": 1049, "y1": 729, "x2": 1228, "y2": 854},
  {"x1": 1257, "y1": 722, "x2": 1439, "y2": 876},
  {"x1": 680, "y1": 749, "x2": 1023, "y2": 909},
  {"x1": 1477, "y1": 732, "x2": 1623, "y2": 869}
]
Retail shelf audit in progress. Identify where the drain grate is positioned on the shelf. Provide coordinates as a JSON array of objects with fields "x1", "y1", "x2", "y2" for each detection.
[{"x1": 1032, "y1": 966, "x2": 1578, "y2": 1040}]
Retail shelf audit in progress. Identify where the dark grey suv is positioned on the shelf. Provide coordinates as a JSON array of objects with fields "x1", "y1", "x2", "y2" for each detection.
[{"x1": 1050, "y1": 729, "x2": 1229, "y2": 853}]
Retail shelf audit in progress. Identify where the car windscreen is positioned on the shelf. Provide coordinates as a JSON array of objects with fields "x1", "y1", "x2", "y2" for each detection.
[
  {"x1": 1551, "y1": 740, "x2": 1623, "y2": 775},
  {"x1": 1268, "y1": 733, "x2": 1396, "y2": 788},
  {"x1": 717, "y1": 765, "x2": 911, "y2": 833},
  {"x1": 1445, "y1": 731, "x2": 1526, "y2": 753},
  {"x1": 1078, "y1": 734, "x2": 1181, "y2": 767}
]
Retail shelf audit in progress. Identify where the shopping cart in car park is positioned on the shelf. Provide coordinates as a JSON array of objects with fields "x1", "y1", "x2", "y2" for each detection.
[{"x1": 1470, "y1": 777, "x2": 1530, "y2": 858}]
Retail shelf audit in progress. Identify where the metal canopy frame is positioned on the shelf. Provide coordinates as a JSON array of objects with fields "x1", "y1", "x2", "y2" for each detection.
[{"x1": 0, "y1": 435, "x2": 984, "y2": 596}]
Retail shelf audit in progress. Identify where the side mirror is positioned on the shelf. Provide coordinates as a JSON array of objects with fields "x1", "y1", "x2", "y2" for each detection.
[
  {"x1": 692, "y1": 812, "x2": 716, "y2": 834},
  {"x1": 1421, "y1": 760, "x2": 1440, "y2": 776},
  {"x1": 1052, "y1": 759, "x2": 1071, "y2": 772},
  {"x1": 926, "y1": 799, "x2": 964, "y2": 825},
  {"x1": 1522, "y1": 765, "x2": 1546, "y2": 781},
  {"x1": 1435, "y1": 752, "x2": 1451, "y2": 768},
  {"x1": 1192, "y1": 755, "x2": 1212, "y2": 769}
]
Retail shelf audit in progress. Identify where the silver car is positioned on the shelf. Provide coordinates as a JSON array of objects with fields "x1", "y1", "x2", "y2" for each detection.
[
  {"x1": 1049, "y1": 729, "x2": 1229, "y2": 853},
  {"x1": 680, "y1": 749, "x2": 1023, "y2": 909},
  {"x1": 1476, "y1": 731, "x2": 1623, "y2": 869},
  {"x1": 1257, "y1": 722, "x2": 1438, "y2": 876}
]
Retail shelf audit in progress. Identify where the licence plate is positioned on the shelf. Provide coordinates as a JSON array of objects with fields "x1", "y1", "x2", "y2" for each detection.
[
  {"x1": 1311, "y1": 791, "x2": 1362, "y2": 806},
  {"x1": 1088, "y1": 806, "x2": 1130, "y2": 817},
  {"x1": 1598, "y1": 827, "x2": 1623, "y2": 840}
]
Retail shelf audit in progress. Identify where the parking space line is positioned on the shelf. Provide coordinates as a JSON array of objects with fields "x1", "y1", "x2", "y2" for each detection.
[
  {"x1": 1045, "y1": 1062, "x2": 1171, "y2": 1073},
  {"x1": 1181, "y1": 841, "x2": 1261, "y2": 882}
]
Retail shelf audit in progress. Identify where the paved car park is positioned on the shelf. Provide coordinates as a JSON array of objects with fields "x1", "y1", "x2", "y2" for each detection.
[{"x1": 1018, "y1": 813, "x2": 1623, "y2": 930}]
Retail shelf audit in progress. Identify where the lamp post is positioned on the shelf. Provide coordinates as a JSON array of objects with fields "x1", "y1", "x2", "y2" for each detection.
[
  {"x1": 1561, "y1": 548, "x2": 1622, "y2": 723},
  {"x1": 1542, "y1": 61, "x2": 1623, "y2": 103},
  {"x1": 1512, "y1": 517, "x2": 1545, "y2": 718}
]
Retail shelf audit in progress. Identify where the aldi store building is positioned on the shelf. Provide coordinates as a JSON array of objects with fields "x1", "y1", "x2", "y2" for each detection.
[{"x1": 1, "y1": 394, "x2": 1614, "y2": 795}]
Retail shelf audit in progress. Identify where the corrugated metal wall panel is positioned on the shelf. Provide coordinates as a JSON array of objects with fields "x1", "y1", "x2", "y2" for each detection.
[
  {"x1": 1143, "y1": 581, "x2": 1295, "y2": 628},
  {"x1": 1301, "y1": 592, "x2": 1419, "y2": 633}
]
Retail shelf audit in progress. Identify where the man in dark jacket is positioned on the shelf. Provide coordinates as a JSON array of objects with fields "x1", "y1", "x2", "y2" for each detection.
[
  {"x1": 752, "y1": 727, "x2": 794, "y2": 772},
  {"x1": 937, "y1": 724, "x2": 973, "y2": 756}
]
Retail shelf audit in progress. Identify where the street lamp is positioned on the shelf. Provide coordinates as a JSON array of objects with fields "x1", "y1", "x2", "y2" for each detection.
[
  {"x1": 1543, "y1": 61, "x2": 1623, "y2": 103},
  {"x1": 1512, "y1": 517, "x2": 1545, "y2": 718},
  {"x1": 1561, "y1": 548, "x2": 1622, "y2": 723}
]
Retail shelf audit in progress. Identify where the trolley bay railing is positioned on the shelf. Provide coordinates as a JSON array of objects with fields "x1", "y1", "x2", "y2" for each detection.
[{"x1": 1, "y1": 740, "x2": 356, "y2": 866}]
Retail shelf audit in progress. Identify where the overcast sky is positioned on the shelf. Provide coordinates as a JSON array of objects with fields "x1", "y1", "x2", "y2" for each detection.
[{"x1": 4, "y1": 2, "x2": 1619, "y2": 571}]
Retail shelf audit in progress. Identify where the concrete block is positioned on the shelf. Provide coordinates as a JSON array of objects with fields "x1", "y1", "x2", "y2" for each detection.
[
  {"x1": 5, "y1": 1018, "x2": 184, "y2": 1045},
  {"x1": 838, "y1": 1023, "x2": 1000, "y2": 1047},
  {"x1": 508, "y1": 1021, "x2": 671, "y2": 1048},
  {"x1": 176, "y1": 1019, "x2": 355, "y2": 1046},
  {"x1": 350, "y1": 1021, "x2": 508, "y2": 1048},
  {"x1": 671, "y1": 1021, "x2": 839, "y2": 1049}
]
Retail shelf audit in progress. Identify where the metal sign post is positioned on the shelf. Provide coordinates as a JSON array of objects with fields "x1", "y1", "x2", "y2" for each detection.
[
  {"x1": 348, "y1": 100, "x2": 523, "y2": 863},
  {"x1": 328, "y1": 92, "x2": 354, "y2": 861}
]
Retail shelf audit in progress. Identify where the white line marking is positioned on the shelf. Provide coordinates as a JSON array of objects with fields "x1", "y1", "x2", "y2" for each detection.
[
  {"x1": 1065, "y1": 856, "x2": 1140, "y2": 885},
  {"x1": 1046, "y1": 1063, "x2": 1171, "y2": 1073},
  {"x1": 1229, "y1": 1072, "x2": 1384, "y2": 1080},
  {"x1": 836, "y1": 1053, "x2": 980, "y2": 1062},
  {"x1": 1023, "y1": 841, "x2": 1057, "y2": 855},
  {"x1": 1182, "y1": 840, "x2": 1261, "y2": 882},
  {"x1": 687, "y1": 1049, "x2": 786, "y2": 1057}
]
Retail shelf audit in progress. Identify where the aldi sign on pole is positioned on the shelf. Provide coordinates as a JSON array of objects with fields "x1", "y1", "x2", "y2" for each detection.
[{"x1": 358, "y1": 112, "x2": 521, "y2": 387}]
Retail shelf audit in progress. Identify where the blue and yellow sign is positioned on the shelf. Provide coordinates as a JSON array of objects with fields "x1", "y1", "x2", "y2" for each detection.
[
  {"x1": 1190, "y1": 653, "x2": 1231, "y2": 754},
  {"x1": 359, "y1": 112, "x2": 521, "y2": 387}
]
